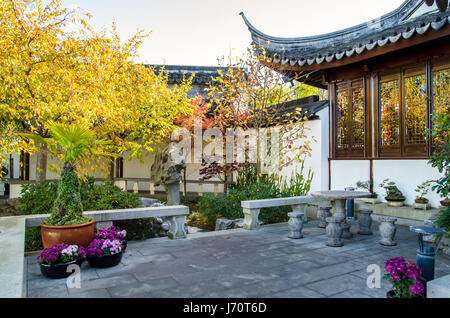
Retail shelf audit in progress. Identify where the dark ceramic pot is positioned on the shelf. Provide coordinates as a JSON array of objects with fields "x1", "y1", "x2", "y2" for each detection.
[
  {"x1": 386, "y1": 290, "x2": 396, "y2": 298},
  {"x1": 40, "y1": 257, "x2": 83, "y2": 279},
  {"x1": 87, "y1": 251, "x2": 123, "y2": 268}
]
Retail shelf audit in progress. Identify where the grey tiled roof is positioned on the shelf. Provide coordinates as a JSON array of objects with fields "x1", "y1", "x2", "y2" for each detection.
[
  {"x1": 240, "y1": 0, "x2": 450, "y2": 69},
  {"x1": 149, "y1": 65, "x2": 229, "y2": 84}
]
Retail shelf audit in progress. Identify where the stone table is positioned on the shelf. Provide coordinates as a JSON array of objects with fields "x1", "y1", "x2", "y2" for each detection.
[{"x1": 311, "y1": 190, "x2": 372, "y2": 239}]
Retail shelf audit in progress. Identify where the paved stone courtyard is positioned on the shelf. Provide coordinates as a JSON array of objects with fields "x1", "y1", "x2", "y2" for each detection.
[{"x1": 26, "y1": 221, "x2": 450, "y2": 298}]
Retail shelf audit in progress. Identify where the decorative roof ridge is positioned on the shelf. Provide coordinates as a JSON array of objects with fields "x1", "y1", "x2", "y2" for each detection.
[{"x1": 239, "y1": 0, "x2": 417, "y2": 44}]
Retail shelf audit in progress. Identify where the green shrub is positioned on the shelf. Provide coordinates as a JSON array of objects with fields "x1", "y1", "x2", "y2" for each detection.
[
  {"x1": 19, "y1": 181, "x2": 58, "y2": 215},
  {"x1": 198, "y1": 181, "x2": 289, "y2": 226},
  {"x1": 436, "y1": 206, "x2": 450, "y2": 237},
  {"x1": 198, "y1": 162, "x2": 313, "y2": 227}
]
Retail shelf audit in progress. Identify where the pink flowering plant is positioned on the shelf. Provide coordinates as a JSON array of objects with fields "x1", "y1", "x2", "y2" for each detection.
[
  {"x1": 94, "y1": 225, "x2": 127, "y2": 242},
  {"x1": 86, "y1": 238, "x2": 123, "y2": 258},
  {"x1": 384, "y1": 257, "x2": 425, "y2": 298},
  {"x1": 37, "y1": 243, "x2": 86, "y2": 266}
]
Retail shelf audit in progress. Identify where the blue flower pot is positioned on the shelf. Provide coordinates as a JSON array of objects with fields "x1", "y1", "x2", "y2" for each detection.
[{"x1": 40, "y1": 258, "x2": 83, "y2": 279}]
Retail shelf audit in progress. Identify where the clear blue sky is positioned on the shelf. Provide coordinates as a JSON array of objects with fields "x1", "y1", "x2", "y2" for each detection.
[{"x1": 63, "y1": 0, "x2": 405, "y2": 66}]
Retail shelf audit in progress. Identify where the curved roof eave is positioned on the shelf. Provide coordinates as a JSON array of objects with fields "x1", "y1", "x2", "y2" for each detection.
[{"x1": 240, "y1": 0, "x2": 450, "y2": 69}]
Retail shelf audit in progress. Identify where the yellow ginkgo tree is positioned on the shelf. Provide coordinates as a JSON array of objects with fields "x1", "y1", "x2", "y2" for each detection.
[{"x1": 0, "y1": 0, "x2": 193, "y2": 182}]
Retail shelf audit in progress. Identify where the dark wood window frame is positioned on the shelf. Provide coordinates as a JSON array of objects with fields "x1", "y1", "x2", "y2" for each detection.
[
  {"x1": 330, "y1": 56, "x2": 449, "y2": 160},
  {"x1": 19, "y1": 151, "x2": 30, "y2": 181},
  {"x1": 115, "y1": 157, "x2": 124, "y2": 178},
  {"x1": 331, "y1": 77, "x2": 368, "y2": 159}
]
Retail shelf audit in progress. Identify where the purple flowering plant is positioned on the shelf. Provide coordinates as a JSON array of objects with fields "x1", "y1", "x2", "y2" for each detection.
[
  {"x1": 94, "y1": 225, "x2": 127, "y2": 242},
  {"x1": 86, "y1": 238, "x2": 123, "y2": 258},
  {"x1": 384, "y1": 257, "x2": 425, "y2": 298},
  {"x1": 37, "y1": 243, "x2": 86, "y2": 266}
]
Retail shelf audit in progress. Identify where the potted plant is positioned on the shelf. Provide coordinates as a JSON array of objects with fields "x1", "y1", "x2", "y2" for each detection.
[
  {"x1": 413, "y1": 181, "x2": 432, "y2": 210},
  {"x1": 356, "y1": 180, "x2": 380, "y2": 204},
  {"x1": 94, "y1": 225, "x2": 128, "y2": 252},
  {"x1": 86, "y1": 238, "x2": 124, "y2": 268},
  {"x1": 384, "y1": 257, "x2": 425, "y2": 298},
  {"x1": 37, "y1": 243, "x2": 86, "y2": 279},
  {"x1": 19, "y1": 123, "x2": 111, "y2": 248},
  {"x1": 379, "y1": 179, "x2": 406, "y2": 207}
]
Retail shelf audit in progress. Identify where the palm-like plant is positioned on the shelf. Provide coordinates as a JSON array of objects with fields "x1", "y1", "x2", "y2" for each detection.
[{"x1": 19, "y1": 123, "x2": 111, "y2": 225}]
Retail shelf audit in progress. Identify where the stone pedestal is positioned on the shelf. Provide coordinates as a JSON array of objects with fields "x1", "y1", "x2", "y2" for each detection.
[
  {"x1": 379, "y1": 217, "x2": 397, "y2": 246},
  {"x1": 413, "y1": 202, "x2": 431, "y2": 210},
  {"x1": 288, "y1": 212, "x2": 304, "y2": 239},
  {"x1": 317, "y1": 206, "x2": 332, "y2": 228},
  {"x1": 166, "y1": 183, "x2": 181, "y2": 206},
  {"x1": 242, "y1": 208, "x2": 261, "y2": 230},
  {"x1": 326, "y1": 217, "x2": 344, "y2": 247},
  {"x1": 357, "y1": 209, "x2": 373, "y2": 235},
  {"x1": 168, "y1": 215, "x2": 187, "y2": 239}
]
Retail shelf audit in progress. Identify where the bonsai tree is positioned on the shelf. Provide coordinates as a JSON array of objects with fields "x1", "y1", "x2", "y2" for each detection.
[
  {"x1": 19, "y1": 123, "x2": 111, "y2": 225},
  {"x1": 356, "y1": 180, "x2": 377, "y2": 198},
  {"x1": 379, "y1": 179, "x2": 405, "y2": 202},
  {"x1": 414, "y1": 181, "x2": 432, "y2": 204}
]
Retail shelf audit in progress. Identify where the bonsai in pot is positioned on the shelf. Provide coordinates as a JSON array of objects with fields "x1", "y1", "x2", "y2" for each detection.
[
  {"x1": 413, "y1": 181, "x2": 431, "y2": 209},
  {"x1": 19, "y1": 123, "x2": 111, "y2": 247},
  {"x1": 356, "y1": 180, "x2": 379, "y2": 204},
  {"x1": 379, "y1": 179, "x2": 406, "y2": 207},
  {"x1": 37, "y1": 243, "x2": 86, "y2": 279},
  {"x1": 384, "y1": 257, "x2": 425, "y2": 298}
]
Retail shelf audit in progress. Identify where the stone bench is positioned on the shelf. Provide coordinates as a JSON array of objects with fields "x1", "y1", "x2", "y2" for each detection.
[
  {"x1": 240, "y1": 196, "x2": 323, "y2": 230},
  {"x1": 25, "y1": 205, "x2": 190, "y2": 240},
  {"x1": 0, "y1": 205, "x2": 190, "y2": 298}
]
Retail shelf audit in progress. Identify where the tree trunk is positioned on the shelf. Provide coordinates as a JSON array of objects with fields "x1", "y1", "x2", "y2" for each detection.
[
  {"x1": 35, "y1": 145, "x2": 48, "y2": 183},
  {"x1": 108, "y1": 159, "x2": 115, "y2": 181}
]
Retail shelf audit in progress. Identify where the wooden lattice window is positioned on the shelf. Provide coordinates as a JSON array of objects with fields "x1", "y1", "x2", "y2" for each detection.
[
  {"x1": 378, "y1": 65, "x2": 427, "y2": 157},
  {"x1": 334, "y1": 80, "x2": 365, "y2": 158}
]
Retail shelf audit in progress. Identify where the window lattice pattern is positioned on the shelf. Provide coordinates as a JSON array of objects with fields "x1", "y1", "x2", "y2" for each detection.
[
  {"x1": 433, "y1": 68, "x2": 450, "y2": 117},
  {"x1": 352, "y1": 87, "x2": 365, "y2": 149},
  {"x1": 380, "y1": 80, "x2": 400, "y2": 146},
  {"x1": 404, "y1": 74, "x2": 427, "y2": 145},
  {"x1": 336, "y1": 89, "x2": 349, "y2": 150}
]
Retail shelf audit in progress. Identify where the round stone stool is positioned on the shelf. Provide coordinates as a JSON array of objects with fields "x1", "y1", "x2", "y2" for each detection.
[
  {"x1": 379, "y1": 217, "x2": 397, "y2": 246},
  {"x1": 325, "y1": 217, "x2": 344, "y2": 247},
  {"x1": 357, "y1": 209, "x2": 373, "y2": 235},
  {"x1": 317, "y1": 206, "x2": 332, "y2": 228}
]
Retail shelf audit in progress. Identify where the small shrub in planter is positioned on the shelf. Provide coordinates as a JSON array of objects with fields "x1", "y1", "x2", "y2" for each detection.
[
  {"x1": 94, "y1": 225, "x2": 127, "y2": 252},
  {"x1": 414, "y1": 181, "x2": 431, "y2": 204},
  {"x1": 379, "y1": 179, "x2": 406, "y2": 206},
  {"x1": 86, "y1": 238, "x2": 123, "y2": 268},
  {"x1": 384, "y1": 257, "x2": 425, "y2": 298},
  {"x1": 37, "y1": 244, "x2": 86, "y2": 279}
]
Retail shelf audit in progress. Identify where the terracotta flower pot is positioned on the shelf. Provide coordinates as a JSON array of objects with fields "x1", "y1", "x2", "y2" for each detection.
[
  {"x1": 440, "y1": 199, "x2": 450, "y2": 207},
  {"x1": 40, "y1": 218, "x2": 96, "y2": 248}
]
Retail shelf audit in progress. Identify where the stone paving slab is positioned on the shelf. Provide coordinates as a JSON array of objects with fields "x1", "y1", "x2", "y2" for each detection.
[{"x1": 26, "y1": 221, "x2": 450, "y2": 298}]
